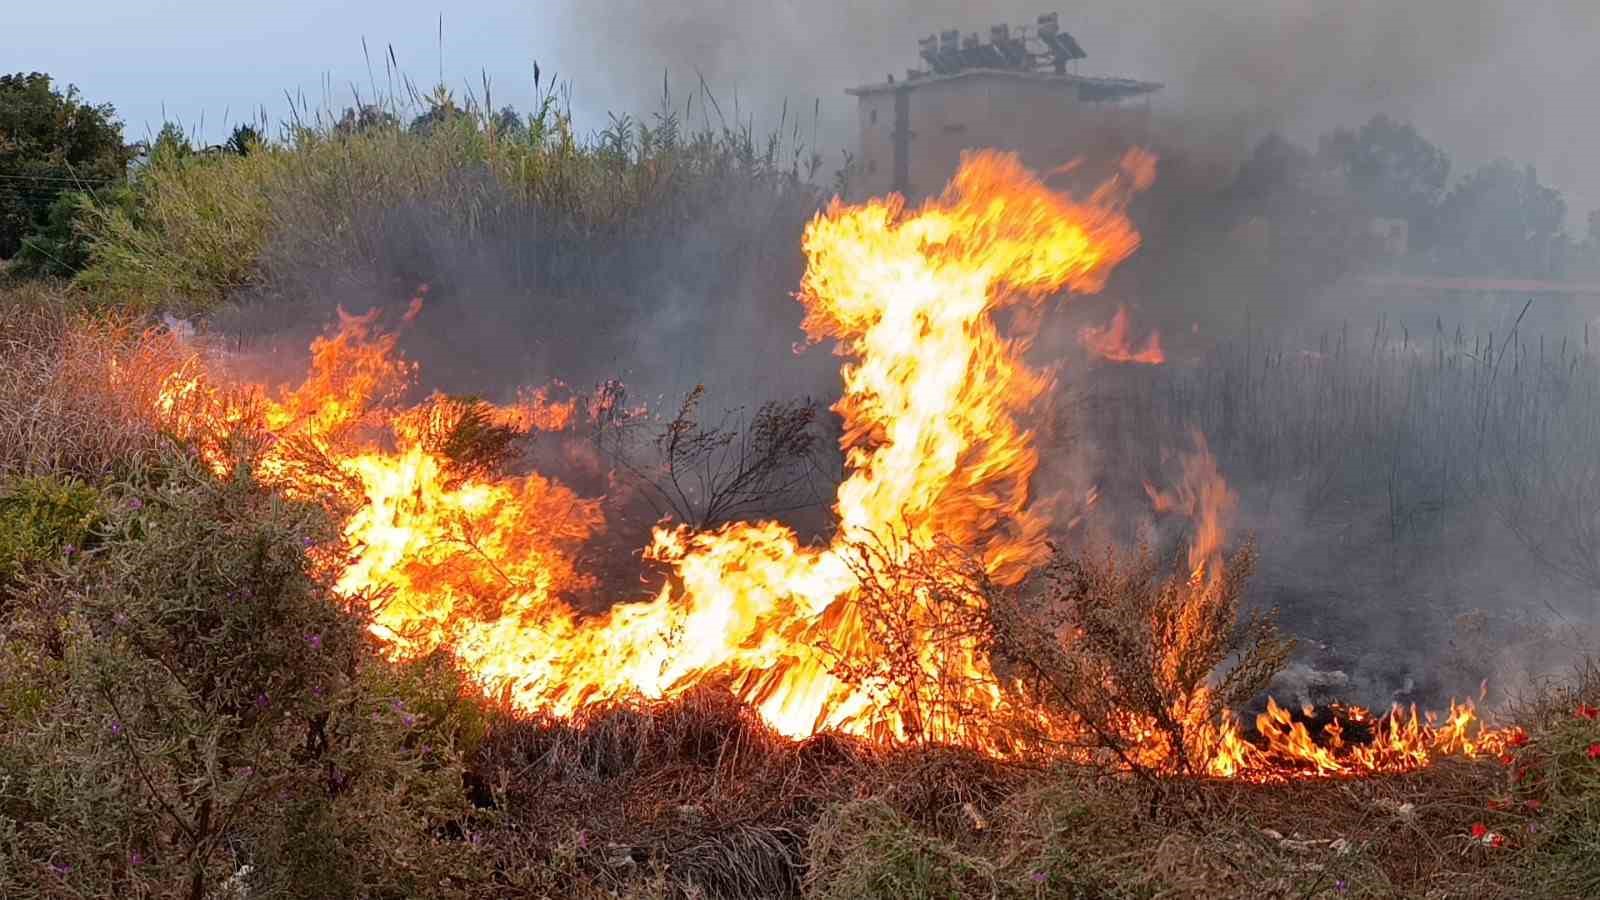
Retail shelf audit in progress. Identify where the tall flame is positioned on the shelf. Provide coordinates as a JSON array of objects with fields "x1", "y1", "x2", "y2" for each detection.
[
  {"x1": 347, "y1": 148, "x2": 1153, "y2": 744},
  {"x1": 141, "y1": 148, "x2": 1517, "y2": 779}
]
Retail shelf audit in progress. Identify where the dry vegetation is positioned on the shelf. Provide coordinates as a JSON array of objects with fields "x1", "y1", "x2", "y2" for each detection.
[
  {"x1": 3, "y1": 88, "x2": 1600, "y2": 896},
  {"x1": 2, "y1": 294, "x2": 1598, "y2": 899}
]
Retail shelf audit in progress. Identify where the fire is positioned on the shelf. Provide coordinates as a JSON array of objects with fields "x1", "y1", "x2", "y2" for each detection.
[
  {"x1": 140, "y1": 148, "x2": 1517, "y2": 780},
  {"x1": 1079, "y1": 305, "x2": 1165, "y2": 364},
  {"x1": 1199, "y1": 697, "x2": 1516, "y2": 782}
]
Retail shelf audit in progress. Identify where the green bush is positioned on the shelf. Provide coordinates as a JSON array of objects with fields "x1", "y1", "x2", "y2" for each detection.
[
  {"x1": 72, "y1": 90, "x2": 824, "y2": 317},
  {"x1": 12, "y1": 187, "x2": 135, "y2": 279},
  {"x1": 0, "y1": 456, "x2": 486, "y2": 898},
  {"x1": 0, "y1": 474, "x2": 101, "y2": 589},
  {"x1": 1505, "y1": 667, "x2": 1600, "y2": 897},
  {"x1": 75, "y1": 147, "x2": 278, "y2": 310}
]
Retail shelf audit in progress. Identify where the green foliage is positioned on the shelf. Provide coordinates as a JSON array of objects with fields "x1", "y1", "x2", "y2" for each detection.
[
  {"x1": 0, "y1": 474, "x2": 100, "y2": 589},
  {"x1": 224, "y1": 124, "x2": 262, "y2": 157},
  {"x1": 1437, "y1": 159, "x2": 1570, "y2": 278},
  {"x1": 11, "y1": 185, "x2": 135, "y2": 277},
  {"x1": 148, "y1": 121, "x2": 194, "y2": 163},
  {"x1": 1318, "y1": 113, "x2": 1451, "y2": 249},
  {"x1": 1500, "y1": 665, "x2": 1600, "y2": 896},
  {"x1": 0, "y1": 457, "x2": 485, "y2": 898},
  {"x1": 0, "y1": 72, "x2": 128, "y2": 258},
  {"x1": 73, "y1": 141, "x2": 277, "y2": 310},
  {"x1": 70, "y1": 81, "x2": 824, "y2": 314}
]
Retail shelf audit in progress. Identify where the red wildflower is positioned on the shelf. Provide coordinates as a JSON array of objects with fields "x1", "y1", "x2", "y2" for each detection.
[
  {"x1": 1575, "y1": 703, "x2": 1598, "y2": 720},
  {"x1": 1524, "y1": 799, "x2": 1543, "y2": 812},
  {"x1": 1470, "y1": 822, "x2": 1488, "y2": 839},
  {"x1": 1587, "y1": 742, "x2": 1600, "y2": 760},
  {"x1": 1498, "y1": 753, "x2": 1515, "y2": 767},
  {"x1": 1491, "y1": 834, "x2": 1505, "y2": 849},
  {"x1": 1507, "y1": 729, "x2": 1530, "y2": 748}
]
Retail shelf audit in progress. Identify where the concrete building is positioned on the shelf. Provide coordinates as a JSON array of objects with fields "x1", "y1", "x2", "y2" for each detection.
[{"x1": 847, "y1": 15, "x2": 1161, "y2": 199}]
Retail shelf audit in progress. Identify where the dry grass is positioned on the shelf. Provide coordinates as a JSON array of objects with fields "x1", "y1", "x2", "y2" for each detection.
[
  {"x1": 5, "y1": 293, "x2": 1596, "y2": 898},
  {"x1": 458, "y1": 684, "x2": 1572, "y2": 899},
  {"x1": 0, "y1": 285, "x2": 187, "y2": 479}
]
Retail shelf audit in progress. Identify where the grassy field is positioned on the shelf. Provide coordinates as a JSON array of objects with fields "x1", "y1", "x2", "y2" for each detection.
[{"x1": 3, "y1": 90, "x2": 1600, "y2": 898}]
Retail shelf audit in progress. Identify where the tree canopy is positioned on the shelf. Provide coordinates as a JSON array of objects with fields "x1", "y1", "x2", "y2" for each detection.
[
  {"x1": 1437, "y1": 159, "x2": 1569, "y2": 278},
  {"x1": 0, "y1": 72, "x2": 128, "y2": 258}
]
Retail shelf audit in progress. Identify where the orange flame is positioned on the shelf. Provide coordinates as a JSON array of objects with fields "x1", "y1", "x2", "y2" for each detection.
[
  {"x1": 1080, "y1": 306, "x2": 1165, "y2": 364},
  {"x1": 140, "y1": 148, "x2": 1518, "y2": 778}
]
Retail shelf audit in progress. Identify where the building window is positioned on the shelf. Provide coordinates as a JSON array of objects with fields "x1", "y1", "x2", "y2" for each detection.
[{"x1": 870, "y1": 109, "x2": 878, "y2": 125}]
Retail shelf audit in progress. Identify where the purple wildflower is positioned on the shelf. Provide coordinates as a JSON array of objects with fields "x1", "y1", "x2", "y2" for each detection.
[
  {"x1": 1031, "y1": 871, "x2": 1046, "y2": 884},
  {"x1": 577, "y1": 830, "x2": 589, "y2": 849},
  {"x1": 110, "y1": 720, "x2": 123, "y2": 737},
  {"x1": 130, "y1": 850, "x2": 143, "y2": 867},
  {"x1": 49, "y1": 861, "x2": 70, "y2": 877},
  {"x1": 402, "y1": 713, "x2": 416, "y2": 728},
  {"x1": 113, "y1": 612, "x2": 129, "y2": 626},
  {"x1": 1335, "y1": 879, "x2": 1348, "y2": 894},
  {"x1": 128, "y1": 498, "x2": 143, "y2": 511},
  {"x1": 255, "y1": 692, "x2": 270, "y2": 710},
  {"x1": 302, "y1": 536, "x2": 315, "y2": 549},
  {"x1": 305, "y1": 633, "x2": 322, "y2": 650},
  {"x1": 63, "y1": 545, "x2": 75, "y2": 556}
]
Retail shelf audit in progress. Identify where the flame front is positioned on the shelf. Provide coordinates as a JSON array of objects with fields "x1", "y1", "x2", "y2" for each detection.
[
  {"x1": 389, "y1": 148, "x2": 1151, "y2": 744},
  {"x1": 142, "y1": 148, "x2": 1516, "y2": 779}
]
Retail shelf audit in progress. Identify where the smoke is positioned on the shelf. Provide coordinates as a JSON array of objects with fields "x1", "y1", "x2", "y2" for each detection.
[
  {"x1": 550, "y1": 0, "x2": 1598, "y2": 226},
  {"x1": 215, "y1": 0, "x2": 1598, "y2": 715}
]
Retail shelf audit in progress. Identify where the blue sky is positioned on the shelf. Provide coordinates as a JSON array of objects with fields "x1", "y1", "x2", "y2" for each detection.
[
  {"x1": 8, "y1": 1, "x2": 1597, "y2": 227},
  {"x1": 7, "y1": 1, "x2": 616, "y2": 144}
]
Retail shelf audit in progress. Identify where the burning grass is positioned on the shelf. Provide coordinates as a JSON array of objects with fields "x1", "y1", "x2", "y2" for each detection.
[
  {"x1": 2, "y1": 289, "x2": 1600, "y2": 897},
  {"x1": 4, "y1": 138, "x2": 1599, "y2": 895},
  {"x1": 457, "y1": 682, "x2": 1599, "y2": 899}
]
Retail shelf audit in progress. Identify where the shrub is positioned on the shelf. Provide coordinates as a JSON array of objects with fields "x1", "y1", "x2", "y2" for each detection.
[
  {"x1": 75, "y1": 147, "x2": 278, "y2": 311},
  {"x1": 1501, "y1": 662, "x2": 1600, "y2": 896},
  {"x1": 0, "y1": 456, "x2": 486, "y2": 898},
  {"x1": 995, "y1": 542, "x2": 1291, "y2": 774},
  {"x1": 12, "y1": 186, "x2": 136, "y2": 279},
  {"x1": 71, "y1": 86, "x2": 826, "y2": 349},
  {"x1": 0, "y1": 474, "x2": 101, "y2": 590},
  {"x1": 0, "y1": 297, "x2": 183, "y2": 479}
]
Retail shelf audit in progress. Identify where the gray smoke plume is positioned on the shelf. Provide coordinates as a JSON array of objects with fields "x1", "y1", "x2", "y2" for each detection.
[{"x1": 549, "y1": 0, "x2": 1598, "y2": 227}]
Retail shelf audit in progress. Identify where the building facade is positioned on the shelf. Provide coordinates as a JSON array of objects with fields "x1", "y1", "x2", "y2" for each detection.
[{"x1": 848, "y1": 68, "x2": 1160, "y2": 200}]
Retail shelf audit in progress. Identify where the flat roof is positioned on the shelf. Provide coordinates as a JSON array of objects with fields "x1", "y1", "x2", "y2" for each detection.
[{"x1": 848, "y1": 68, "x2": 1163, "y2": 102}]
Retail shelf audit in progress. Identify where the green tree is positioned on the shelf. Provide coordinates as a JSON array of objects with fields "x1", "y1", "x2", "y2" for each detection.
[
  {"x1": 333, "y1": 104, "x2": 399, "y2": 137},
  {"x1": 1437, "y1": 159, "x2": 1569, "y2": 278},
  {"x1": 148, "y1": 121, "x2": 194, "y2": 163},
  {"x1": 408, "y1": 84, "x2": 466, "y2": 136},
  {"x1": 1318, "y1": 114, "x2": 1450, "y2": 250},
  {"x1": 1223, "y1": 133, "x2": 1379, "y2": 290},
  {"x1": 0, "y1": 73, "x2": 128, "y2": 258},
  {"x1": 224, "y1": 123, "x2": 262, "y2": 156}
]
